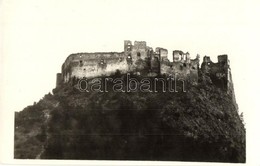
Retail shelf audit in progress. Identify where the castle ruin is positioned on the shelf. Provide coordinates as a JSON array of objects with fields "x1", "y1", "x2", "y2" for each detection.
[{"x1": 56, "y1": 40, "x2": 232, "y2": 91}]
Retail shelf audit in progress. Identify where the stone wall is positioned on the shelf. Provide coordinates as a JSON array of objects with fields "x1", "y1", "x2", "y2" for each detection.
[
  {"x1": 161, "y1": 51, "x2": 199, "y2": 82},
  {"x1": 61, "y1": 52, "x2": 127, "y2": 82},
  {"x1": 201, "y1": 55, "x2": 230, "y2": 90},
  {"x1": 56, "y1": 40, "x2": 233, "y2": 90}
]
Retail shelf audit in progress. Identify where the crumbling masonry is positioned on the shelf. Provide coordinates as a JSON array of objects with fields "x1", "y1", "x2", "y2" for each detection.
[{"x1": 56, "y1": 40, "x2": 233, "y2": 91}]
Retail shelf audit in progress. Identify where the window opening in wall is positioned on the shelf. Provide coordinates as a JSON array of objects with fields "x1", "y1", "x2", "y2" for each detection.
[
  {"x1": 79, "y1": 60, "x2": 83, "y2": 66},
  {"x1": 183, "y1": 55, "x2": 186, "y2": 61}
]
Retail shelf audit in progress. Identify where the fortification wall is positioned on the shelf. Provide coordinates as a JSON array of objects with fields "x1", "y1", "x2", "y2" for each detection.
[
  {"x1": 57, "y1": 40, "x2": 233, "y2": 89},
  {"x1": 124, "y1": 40, "x2": 158, "y2": 76},
  {"x1": 201, "y1": 55, "x2": 229, "y2": 90},
  {"x1": 131, "y1": 41, "x2": 148, "y2": 61},
  {"x1": 70, "y1": 61, "x2": 128, "y2": 79},
  {"x1": 155, "y1": 47, "x2": 168, "y2": 61},
  {"x1": 160, "y1": 51, "x2": 199, "y2": 82},
  {"x1": 62, "y1": 52, "x2": 126, "y2": 82}
]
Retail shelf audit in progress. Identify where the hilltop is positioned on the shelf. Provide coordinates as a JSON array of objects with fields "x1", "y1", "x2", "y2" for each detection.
[{"x1": 14, "y1": 73, "x2": 245, "y2": 162}]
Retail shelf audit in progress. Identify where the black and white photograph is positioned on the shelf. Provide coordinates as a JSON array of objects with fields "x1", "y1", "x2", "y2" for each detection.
[{"x1": 0, "y1": 0, "x2": 259, "y2": 165}]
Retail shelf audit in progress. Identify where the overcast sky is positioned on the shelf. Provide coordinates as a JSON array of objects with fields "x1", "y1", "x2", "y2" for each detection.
[
  {"x1": 1, "y1": 0, "x2": 260, "y2": 163},
  {"x1": 1, "y1": 0, "x2": 259, "y2": 118},
  {"x1": 1, "y1": 0, "x2": 258, "y2": 114},
  {"x1": 1, "y1": 0, "x2": 259, "y2": 115}
]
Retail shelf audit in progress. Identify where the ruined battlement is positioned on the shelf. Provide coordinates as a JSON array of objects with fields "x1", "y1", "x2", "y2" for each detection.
[
  {"x1": 56, "y1": 40, "x2": 233, "y2": 91},
  {"x1": 201, "y1": 54, "x2": 232, "y2": 90}
]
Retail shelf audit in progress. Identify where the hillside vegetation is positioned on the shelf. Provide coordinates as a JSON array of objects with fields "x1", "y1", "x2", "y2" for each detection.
[{"x1": 14, "y1": 73, "x2": 245, "y2": 162}]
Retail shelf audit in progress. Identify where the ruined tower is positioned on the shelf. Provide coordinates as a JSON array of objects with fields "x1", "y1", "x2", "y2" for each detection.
[{"x1": 201, "y1": 54, "x2": 232, "y2": 91}]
